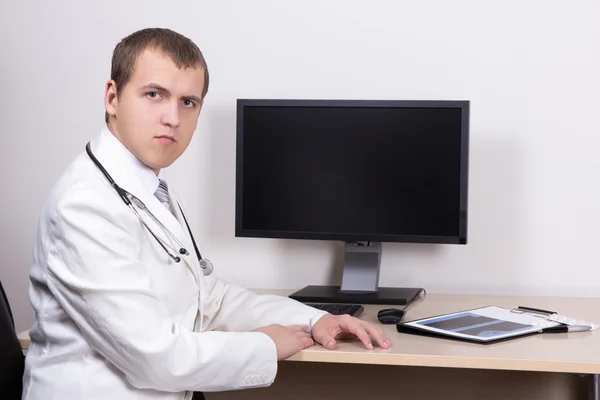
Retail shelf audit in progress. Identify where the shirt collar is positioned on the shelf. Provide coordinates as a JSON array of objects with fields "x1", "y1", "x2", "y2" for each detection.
[{"x1": 100, "y1": 126, "x2": 166, "y2": 196}]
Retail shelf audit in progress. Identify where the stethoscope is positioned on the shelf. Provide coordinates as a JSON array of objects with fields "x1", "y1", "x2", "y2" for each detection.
[{"x1": 85, "y1": 143, "x2": 214, "y2": 276}]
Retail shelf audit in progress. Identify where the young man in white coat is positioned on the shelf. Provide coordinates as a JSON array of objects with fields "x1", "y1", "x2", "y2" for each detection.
[{"x1": 22, "y1": 28, "x2": 391, "y2": 400}]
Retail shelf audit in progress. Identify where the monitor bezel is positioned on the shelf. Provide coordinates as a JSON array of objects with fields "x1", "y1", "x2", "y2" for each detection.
[{"x1": 235, "y1": 99, "x2": 469, "y2": 245}]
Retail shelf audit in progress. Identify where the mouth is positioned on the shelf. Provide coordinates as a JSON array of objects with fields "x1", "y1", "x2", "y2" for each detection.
[{"x1": 155, "y1": 135, "x2": 176, "y2": 143}]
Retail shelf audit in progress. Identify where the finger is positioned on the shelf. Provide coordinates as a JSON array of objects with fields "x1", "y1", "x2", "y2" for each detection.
[
  {"x1": 345, "y1": 321, "x2": 374, "y2": 350},
  {"x1": 362, "y1": 322, "x2": 391, "y2": 349},
  {"x1": 312, "y1": 330, "x2": 336, "y2": 349},
  {"x1": 300, "y1": 336, "x2": 315, "y2": 348},
  {"x1": 311, "y1": 327, "x2": 338, "y2": 350},
  {"x1": 296, "y1": 330, "x2": 311, "y2": 338}
]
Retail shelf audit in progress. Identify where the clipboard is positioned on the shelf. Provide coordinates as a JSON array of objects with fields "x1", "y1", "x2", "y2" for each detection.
[{"x1": 396, "y1": 305, "x2": 563, "y2": 344}]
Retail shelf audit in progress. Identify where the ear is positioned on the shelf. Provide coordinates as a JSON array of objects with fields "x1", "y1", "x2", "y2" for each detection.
[{"x1": 104, "y1": 80, "x2": 119, "y2": 119}]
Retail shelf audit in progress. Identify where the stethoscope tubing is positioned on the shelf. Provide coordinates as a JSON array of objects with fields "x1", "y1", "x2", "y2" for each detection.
[{"x1": 85, "y1": 142, "x2": 213, "y2": 274}]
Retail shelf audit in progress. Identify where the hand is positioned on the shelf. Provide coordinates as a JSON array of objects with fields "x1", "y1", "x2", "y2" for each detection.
[
  {"x1": 311, "y1": 314, "x2": 391, "y2": 350},
  {"x1": 253, "y1": 324, "x2": 314, "y2": 360}
]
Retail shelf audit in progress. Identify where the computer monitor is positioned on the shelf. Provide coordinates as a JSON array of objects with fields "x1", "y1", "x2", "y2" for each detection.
[{"x1": 235, "y1": 99, "x2": 469, "y2": 305}]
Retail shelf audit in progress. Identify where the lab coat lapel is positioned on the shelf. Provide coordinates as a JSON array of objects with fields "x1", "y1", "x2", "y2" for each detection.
[{"x1": 171, "y1": 190, "x2": 207, "y2": 332}]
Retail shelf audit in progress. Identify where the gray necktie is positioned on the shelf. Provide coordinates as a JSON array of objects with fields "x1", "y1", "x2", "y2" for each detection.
[{"x1": 154, "y1": 179, "x2": 171, "y2": 210}]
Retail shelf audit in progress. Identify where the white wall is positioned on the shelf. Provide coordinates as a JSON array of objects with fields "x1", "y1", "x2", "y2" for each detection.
[{"x1": 1, "y1": 0, "x2": 599, "y2": 332}]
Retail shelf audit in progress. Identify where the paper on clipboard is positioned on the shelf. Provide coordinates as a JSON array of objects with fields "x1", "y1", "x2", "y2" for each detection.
[{"x1": 399, "y1": 306, "x2": 563, "y2": 343}]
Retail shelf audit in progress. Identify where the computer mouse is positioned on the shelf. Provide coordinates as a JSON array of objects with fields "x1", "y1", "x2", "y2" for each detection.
[{"x1": 377, "y1": 308, "x2": 406, "y2": 324}]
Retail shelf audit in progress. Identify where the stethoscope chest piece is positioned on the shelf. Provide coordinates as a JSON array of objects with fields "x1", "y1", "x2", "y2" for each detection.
[{"x1": 199, "y1": 259, "x2": 214, "y2": 276}]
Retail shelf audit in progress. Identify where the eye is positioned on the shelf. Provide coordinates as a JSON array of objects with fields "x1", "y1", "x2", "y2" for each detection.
[
  {"x1": 147, "y1": 92, "x2": 160, "y2": 99},
  {"x1": 182, "y1": 99, "x2": 195, "y2": 108}
]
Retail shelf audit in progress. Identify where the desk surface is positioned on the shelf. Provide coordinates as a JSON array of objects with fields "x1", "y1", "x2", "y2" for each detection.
[{"x1": 19, "y1": 290, "x2": 600, "y2": 374}]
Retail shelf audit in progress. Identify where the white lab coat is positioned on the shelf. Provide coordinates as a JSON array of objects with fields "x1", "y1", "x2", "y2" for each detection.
[{"x1": 22, "y1": 128, "x2": 327, "y2": 400}]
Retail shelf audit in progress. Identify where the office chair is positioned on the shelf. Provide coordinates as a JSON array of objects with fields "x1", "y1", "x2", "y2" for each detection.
[{"x1": 0, "y1": 280, "x2": 25, "y2": 400}]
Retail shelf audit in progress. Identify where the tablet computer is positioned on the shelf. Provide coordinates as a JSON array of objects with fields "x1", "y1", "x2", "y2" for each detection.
[{"x1": 398, "y1": 306, "x2": 561, "y2": 343}]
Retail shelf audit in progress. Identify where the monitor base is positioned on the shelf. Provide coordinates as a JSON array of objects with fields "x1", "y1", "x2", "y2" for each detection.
[{"x1": 289, "y1": 285, "x2": 425, "y2": 306}]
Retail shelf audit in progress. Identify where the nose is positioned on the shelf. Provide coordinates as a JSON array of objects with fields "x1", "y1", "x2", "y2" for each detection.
[{"x1": 161, "y1": 101, "x2": 180, "y2": 128}]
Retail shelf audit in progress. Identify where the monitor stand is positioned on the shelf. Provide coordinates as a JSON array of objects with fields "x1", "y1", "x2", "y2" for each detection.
[{"x1": 288, "y1": 241, "x2": 425, "y2": 306}]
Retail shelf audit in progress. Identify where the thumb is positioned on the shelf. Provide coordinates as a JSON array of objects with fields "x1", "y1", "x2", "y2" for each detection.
[{"x1": 312, "y1": 328, "x2": 337, "y2": 349}]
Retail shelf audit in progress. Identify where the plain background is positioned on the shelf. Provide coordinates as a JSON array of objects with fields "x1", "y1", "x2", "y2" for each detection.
[{"x1": 1, "y1": 0, "x2": 599, "y2": 332}]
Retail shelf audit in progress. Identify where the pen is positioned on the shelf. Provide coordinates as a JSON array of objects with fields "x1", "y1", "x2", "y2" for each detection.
[
  {"x1": 517, "y1": 306, "x2": 556, "y2": 315},
  {"x1": 540, "y1": 325, "x2": 592, "y2": 333}
]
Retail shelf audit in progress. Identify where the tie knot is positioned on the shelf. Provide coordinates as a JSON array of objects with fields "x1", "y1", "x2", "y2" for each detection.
[{"x1": 155, "y1": 179, "x2": 170, "y2": 208}]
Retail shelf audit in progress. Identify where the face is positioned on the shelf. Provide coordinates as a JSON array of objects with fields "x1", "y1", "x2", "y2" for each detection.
[{"x1": 104, "y1": 49, "x2": 205, "y2": 174}]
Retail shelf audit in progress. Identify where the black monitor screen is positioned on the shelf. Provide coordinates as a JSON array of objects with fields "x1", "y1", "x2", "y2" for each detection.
[{"x1": 235, "y1": 100, "x2": 469, "y2": 244}]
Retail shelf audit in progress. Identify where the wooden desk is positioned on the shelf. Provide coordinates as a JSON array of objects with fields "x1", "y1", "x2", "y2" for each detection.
[
  {"x1": 288, "y1": 292, "x2": 600, "y2": 374},
  {"x1": 20, "y1": 290, "x2": 600, "y2": 399}
]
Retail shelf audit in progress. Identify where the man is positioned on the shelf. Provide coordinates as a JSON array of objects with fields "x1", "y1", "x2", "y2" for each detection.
[{"x1": 22, "y1": 28, "x2": 391, "y2": 400}]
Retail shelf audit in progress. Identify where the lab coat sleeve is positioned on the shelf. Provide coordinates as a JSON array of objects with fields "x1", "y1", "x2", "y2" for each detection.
[
  {"x1": 202, "y1": 274, "x2": 329, "y2": 334},
  {"x1": 46, "y1": 182, "x2": 278, "y2": 393}
]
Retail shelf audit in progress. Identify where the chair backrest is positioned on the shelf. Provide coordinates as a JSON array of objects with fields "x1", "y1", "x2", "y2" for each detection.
[{"x1": 0, "y1": 280, "x2": 25, "y2": 400}]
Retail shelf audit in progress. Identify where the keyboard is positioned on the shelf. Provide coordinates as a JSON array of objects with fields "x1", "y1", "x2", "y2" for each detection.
[{"x1": 304, "y1": 303, "x2": 364, "y2": 317}]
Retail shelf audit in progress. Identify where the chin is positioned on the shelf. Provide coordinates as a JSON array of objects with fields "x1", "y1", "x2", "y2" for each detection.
[
  {"x1": 141, "y1": 156, "x2": 172, "y2": 172},
  {"x1": 158, "y1": 158, "x2": 177, "y2": 169}
]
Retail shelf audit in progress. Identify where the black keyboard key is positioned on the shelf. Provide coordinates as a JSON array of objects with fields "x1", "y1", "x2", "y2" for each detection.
[{"x1": 304, "y1": 303, "x2": 364, "y2": 317}]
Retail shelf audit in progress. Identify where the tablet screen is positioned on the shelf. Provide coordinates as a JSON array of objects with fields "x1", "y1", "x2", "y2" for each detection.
[{"x1": 416, "y1": 312, "x2": 534, "y2": 339}]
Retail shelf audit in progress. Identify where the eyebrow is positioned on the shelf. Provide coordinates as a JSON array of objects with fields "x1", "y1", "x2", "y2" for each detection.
[{"x1": 140, "y1": 83, "x2": 202, "y2": 104}]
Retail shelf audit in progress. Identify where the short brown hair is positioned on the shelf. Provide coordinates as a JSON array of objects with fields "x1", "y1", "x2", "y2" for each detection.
[{"x1": 105, "y1": 27, "x2": 209, "y2": 123}]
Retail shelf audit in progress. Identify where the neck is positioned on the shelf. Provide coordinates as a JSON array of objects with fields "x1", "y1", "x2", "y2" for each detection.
[{"x1": 106, "y1": 120, "x2": 122, "y2": 145}]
